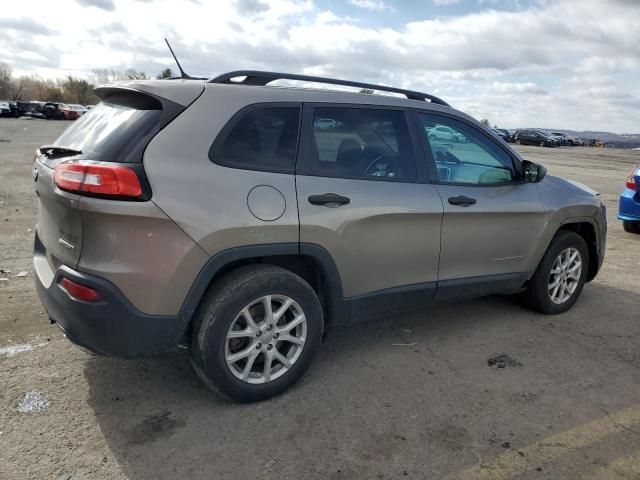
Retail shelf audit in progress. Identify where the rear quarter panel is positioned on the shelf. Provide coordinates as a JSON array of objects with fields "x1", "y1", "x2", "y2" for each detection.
[{"x1": 142, "y1": 85, "x2": 301, "y2": 256}]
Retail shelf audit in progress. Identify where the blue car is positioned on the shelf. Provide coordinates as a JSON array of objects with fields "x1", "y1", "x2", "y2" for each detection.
[{"x1": 619, "y1": 163, "x2": 640, "y2": 234}]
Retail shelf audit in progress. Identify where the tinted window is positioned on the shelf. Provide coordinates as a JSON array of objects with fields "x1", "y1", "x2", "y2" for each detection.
[
  {"x1": 420, "y1": 114, "x2": 516, "y2": 185},
  {"x1": 212, "y1": 106, "x2": 300, "y2": 173},
  {"x1": 304, "y1": 107, "x2": 417, "y2": 182},
  {"x1": 54, "y1": 92, "x2": 163, "y2": 163}
]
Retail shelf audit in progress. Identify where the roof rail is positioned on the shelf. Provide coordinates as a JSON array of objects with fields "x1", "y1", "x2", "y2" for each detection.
[{"x1": 209, "y1": 70, "x2": 450, "y2": 107}]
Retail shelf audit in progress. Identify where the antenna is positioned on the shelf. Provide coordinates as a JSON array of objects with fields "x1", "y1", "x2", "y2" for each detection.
[{"x1": 164, "y1": 38, "x2": 193, "y2": 79}]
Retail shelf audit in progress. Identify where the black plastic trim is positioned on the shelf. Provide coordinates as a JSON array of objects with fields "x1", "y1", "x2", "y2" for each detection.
[
  {"x1": 209, "y1": 70, "x2": 450, "y2": 106},
  {"x1": 434, "y1": 272, "x2": 529, "y2": 302},
  {"x1": 345, "y1": 282, "x2": 436, "y2": 322}
]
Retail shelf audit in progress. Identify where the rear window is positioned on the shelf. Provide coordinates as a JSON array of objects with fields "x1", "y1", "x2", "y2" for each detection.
[
  {"x1": 210, "y1": 105, "x2": 301, "y2": 173},
  {"x1": 53, "y1": 92, "x2": 164, "y2": 163}
]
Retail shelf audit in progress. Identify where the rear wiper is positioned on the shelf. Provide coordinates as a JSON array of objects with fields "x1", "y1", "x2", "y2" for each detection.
[{"x1": 38, "y1": 145, "x2": 82, "y2": 159}]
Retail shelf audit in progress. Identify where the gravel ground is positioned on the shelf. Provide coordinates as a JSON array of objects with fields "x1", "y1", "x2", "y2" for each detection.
[{"x1": 1, "y1": 117, "x2": 640, "y2": 480}]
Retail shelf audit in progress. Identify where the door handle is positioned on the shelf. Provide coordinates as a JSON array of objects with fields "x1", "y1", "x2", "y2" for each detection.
[
  {"x1": 448, "y1": 195, "x2": 477, "y2": 207},
  {"x1": 308, "y1": 193, "x2": 351, "y2": 206}
]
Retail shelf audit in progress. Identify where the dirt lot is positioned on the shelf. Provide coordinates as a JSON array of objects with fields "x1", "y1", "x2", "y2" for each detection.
[{"x1": 1, "y1": 117, "x2": 639, "y2": 480}]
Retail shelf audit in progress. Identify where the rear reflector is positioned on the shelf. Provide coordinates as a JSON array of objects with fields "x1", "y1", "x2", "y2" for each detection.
[
  {"x1": 54, "y1": 161, "x2": 142, "y2": 198},
  {"x1": 59, "y1": 277, "x2": 102, "y2": 302},
  {"x1": 625, "y1": 164, "x2": 638, "y2": 191}
]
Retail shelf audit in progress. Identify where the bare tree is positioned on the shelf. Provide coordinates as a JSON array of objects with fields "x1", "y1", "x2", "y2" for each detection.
[
  {"x1": 125, "y1": 69, "x2": 149, "y2": 80},
  {"x1": 157, "y1": 68, "x2": 173, "y2": 79},
  {"x1": 62, "y1": 76, "x2": 98, "y2": 104},
  {"x1": 90, "y1": 68, "x2": 126, "y2": 84},
  {"x1": 480, "y1": 118, "x2": 491, "y2": 127},
  {"x1": 0, "y1": 63, "x2": 14, "y2": 99}
]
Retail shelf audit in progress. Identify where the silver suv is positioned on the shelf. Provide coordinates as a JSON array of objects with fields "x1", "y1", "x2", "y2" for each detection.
[{"x1": 33, "y1": 71, "x2": 606, "y2": 402}]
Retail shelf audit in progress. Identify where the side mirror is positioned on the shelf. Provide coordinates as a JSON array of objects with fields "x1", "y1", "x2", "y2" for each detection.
[{"x1": 522, "y1": 160, "x2": 547, "y2": 183}]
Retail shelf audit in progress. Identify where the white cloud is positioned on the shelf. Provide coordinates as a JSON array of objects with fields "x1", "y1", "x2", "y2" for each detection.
[
  {"x1": 348, "y1": 0, "x2": 394, "y2": 11},
  {"x1": 75, "y1": 0, "x2": 115, "y2": 11},
  {"x1": 0, "y1": 0, "x2": 638, "y2": 131},
  {"x1": 491, "y1": 81, "x2": 547, "y2": 95},
  {"x1": 432, "y1": 0, "x2": 461, "y2": 5}
]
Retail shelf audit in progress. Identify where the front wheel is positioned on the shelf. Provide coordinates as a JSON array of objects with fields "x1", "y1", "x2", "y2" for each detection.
[
  {"x1": 524, "y1": 230, "x2": 589, "y2": 314},
  {"x1": 190, "y1": 265, "x2": 323, "y2": 402},
  {"x1": 623, "y1": 220, "x2": 640, "y2": 234}
]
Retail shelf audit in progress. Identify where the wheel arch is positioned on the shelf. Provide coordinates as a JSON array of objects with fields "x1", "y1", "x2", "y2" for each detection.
[
  {"x1": 178, "y1": 243, "x2": 345, "y2": 342},
  {"x1": 538, "y1": 219, "x2": 600, "y2": 282},
  {"x1": 557, "y1": 222, "x2": 599, "y2": 281}
]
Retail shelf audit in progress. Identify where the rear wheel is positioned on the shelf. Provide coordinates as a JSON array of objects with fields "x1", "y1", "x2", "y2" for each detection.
[
  {"x1": 190, "y1": 265, "x2": 323, "y2": 402},
  {"x1": 524, "y1": 230, "x2": 588, "y2": 314},
  {"x1": 623, "y1": 220, "x2": 640, "y2": 234}
]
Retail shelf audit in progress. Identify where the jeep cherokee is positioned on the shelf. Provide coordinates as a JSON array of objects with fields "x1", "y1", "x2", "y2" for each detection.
[{"x1": 33, "y1": 71, "x2": 607, "y2": 402}]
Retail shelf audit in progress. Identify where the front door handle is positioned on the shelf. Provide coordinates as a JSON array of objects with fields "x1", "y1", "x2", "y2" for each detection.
[
  {"x1": 448, "y1": 195, "x2": 477, "y2": 207},
  {"x1": 308, "y1": 193, "x2": 351, "y2": 206}
]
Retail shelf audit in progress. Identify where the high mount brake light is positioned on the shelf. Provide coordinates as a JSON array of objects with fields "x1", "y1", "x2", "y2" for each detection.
[
  {"x1": 54, "y1": 161, "x2": 142, "y2": 198},
  {"x1": 626, "y1": 164, "x2": 639, "y2": 191}
]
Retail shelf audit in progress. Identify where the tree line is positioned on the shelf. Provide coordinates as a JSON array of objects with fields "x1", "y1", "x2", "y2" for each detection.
[{"x1": 0, "y1": 64, "x2": 173, "y2": 105}]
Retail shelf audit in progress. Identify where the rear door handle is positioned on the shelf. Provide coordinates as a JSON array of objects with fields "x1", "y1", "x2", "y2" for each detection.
[
  {"x1": 308, "y1": 193, "x2": 351, "y2": 206},
  {"x1": 448, "y1": 195, "x2": 477, "y2": 207}
]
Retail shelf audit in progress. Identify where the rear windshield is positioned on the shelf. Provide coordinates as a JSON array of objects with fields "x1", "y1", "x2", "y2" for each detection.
[{"x1": 53, "y1": 92, "x2": 163, "y2": 163}]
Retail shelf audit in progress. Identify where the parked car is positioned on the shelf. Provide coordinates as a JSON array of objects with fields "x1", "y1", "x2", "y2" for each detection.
[
  {"x1": 59, "y1": 104, "x2": 81, "y2": 120},
  {"x1": 428, "y1": 124, "x2": 466, "y2": 143},
  {"x1": 42, "y1": 102, "x2": 66, "y2": 120},
  {"x1": 618, "y1": 163, "x2": 640, "y2": 234},
  {"x1": 490, "y1": 128, "x2": 510, "y2": 142},
  {"x1": 495, "y1": 128, "x2": 513, "y2": 142},
  {"x1": 551, "y1": 132, "x2": 583, "y2": 146},
  {"x1": 542, "y1": 131, "x2": 566, "y2": 146},
  {"x1": 67, "y1": 104, "x2": 89, "y2": 116},
  {"x1": 514, "y1": 130, "x2": 557, "y2": 147},
  {"x1": 33, "y1": 71, "x2": 606, "y2": 402},
  {"x1": 0, "y1": 100, "x2": 14, "y2": 117}
]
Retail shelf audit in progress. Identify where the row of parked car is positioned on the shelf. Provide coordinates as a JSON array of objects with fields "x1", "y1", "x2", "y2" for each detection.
[
  {"x1": 0, "y1": 100, "x2": 94, "y2": 120},
  {"x1": 489, "y1": 128, "x2": 586, "y2": 147}
]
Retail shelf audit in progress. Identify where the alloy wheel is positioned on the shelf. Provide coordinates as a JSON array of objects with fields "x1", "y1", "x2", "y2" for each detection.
[
  {"x1": 548, "y1": 247, "x2": 582, "y2": 304},
  {"x1": 225, "y1": 295, "x2": 307, "y2": 384}
]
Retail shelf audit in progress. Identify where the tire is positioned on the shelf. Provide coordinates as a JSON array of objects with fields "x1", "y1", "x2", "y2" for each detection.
[
  {"x1": 515, "y1": 139, "x2": 521, "y2": 145},
  {"x1": 190, "y1": 265, "x2": 323, "y2": 403},
  {"x1": 623, "y1": 220, "x2": 640, "y2": 234},
  {"x1": 524, "y1": 230, "x2": 589, "y2": 314},
  {"x1": 540, "y1": 141, "x2": 545, "y2": 147}
]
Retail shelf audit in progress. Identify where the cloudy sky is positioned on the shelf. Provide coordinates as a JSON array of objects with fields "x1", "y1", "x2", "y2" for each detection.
[{"x1": 1, "y1": 0, "x2": 638, "y2": 132}]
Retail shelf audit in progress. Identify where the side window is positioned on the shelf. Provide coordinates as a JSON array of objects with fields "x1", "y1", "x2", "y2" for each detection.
[
  {"x1": 211, "y1": 106, "x2": 300, "y2": 173},
  {"x1": 303, "y1": 107, "x2": 417, "y2": 182},
  {"x1": 419, "y1": 114, "x2": 516, "y2": 185}
]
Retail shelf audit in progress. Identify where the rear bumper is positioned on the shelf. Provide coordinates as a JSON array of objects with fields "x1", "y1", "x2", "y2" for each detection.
[
  {"x1": 33, "y1": 233, "x2": 184, "y2": 357},
  {"x1": 618, "y1": 189, "x2": 640, "y2": 221}
]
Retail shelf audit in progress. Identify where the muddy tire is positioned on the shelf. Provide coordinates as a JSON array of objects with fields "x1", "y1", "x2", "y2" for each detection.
[
  {"x1": 190, "y1": 265, "x2": 323, "y2": 403},
  {"x1": 524, "y1": 230, "x2": 589, "y2": 314}
]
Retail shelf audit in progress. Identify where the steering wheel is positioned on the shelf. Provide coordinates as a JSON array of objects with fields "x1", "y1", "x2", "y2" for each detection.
[{"x1": 364, "y1": 155, "x2": 394, "y2": 177}]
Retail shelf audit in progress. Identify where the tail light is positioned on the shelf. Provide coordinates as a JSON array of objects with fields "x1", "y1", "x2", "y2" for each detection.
[
  {"x1": 59, "y1": 277, "x2": 102, "y2": 302},
  {"x1": 626, "y1": 164, "x2": 639, "y2": 191},
  {"x1": 54, "y1": 161, "x2": 143, "y2": 199}
]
